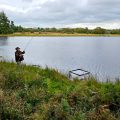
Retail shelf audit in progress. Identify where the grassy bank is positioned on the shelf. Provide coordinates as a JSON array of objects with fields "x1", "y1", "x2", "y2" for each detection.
[
  {"x1": 0, "y1": 32, "x2": 120, "y2": 37},
  {"x1": 0, "y1": 61, "x2": 120, "y2": 120}
]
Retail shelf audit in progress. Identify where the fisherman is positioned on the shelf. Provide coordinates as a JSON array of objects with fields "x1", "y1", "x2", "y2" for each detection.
[{"x1": 15, "y1": 47, "x2": 25, "y2": 64}]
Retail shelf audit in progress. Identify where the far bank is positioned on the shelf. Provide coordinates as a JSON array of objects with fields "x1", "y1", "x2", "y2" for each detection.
[{"x1": 0, "y1": 32, "x2": 120, "y2": 37}]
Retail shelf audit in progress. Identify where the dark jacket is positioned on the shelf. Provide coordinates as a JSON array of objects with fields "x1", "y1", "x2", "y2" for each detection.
[{"x1": 15, "y1": 51, "x2": 25, "y2": 62}]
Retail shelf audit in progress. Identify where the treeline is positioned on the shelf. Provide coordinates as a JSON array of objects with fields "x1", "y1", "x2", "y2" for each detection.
[
  {"x1": 0, "y1": 11, "x2": 24, "y2": 34},
  {"x1": 0, "y1": 11, "x2": 120, "y2": 34},
  {"x1": 18, "y1": 27, "x2": 120, "y2": 34}
]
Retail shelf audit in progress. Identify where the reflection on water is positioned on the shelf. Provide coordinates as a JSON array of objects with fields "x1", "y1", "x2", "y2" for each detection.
[
  {"x1": 0, "y1": 36, "x2": 8, "y2": 46},
  {"x1": 0, "y1": 36, "x2": 120, "y2": 81},
  {"x1": 0, "y1": 37, "x2": 8, "y2": 58}
]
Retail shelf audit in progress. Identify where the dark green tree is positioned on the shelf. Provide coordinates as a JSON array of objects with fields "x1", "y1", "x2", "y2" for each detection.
[
  {"x1": 0, "y1": 11, "x2": 11, "y2": 34},
  {"x1": 92, "y1": 27, "x2": 106, "y2": 34},
  {"x1": 10, "y1": 21, "x2": 15, "y2": 33}
]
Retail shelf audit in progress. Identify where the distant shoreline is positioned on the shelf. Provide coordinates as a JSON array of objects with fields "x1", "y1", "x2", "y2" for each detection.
[{"x1": 0, "y1": 32, "x2": 120, "y2": 37}]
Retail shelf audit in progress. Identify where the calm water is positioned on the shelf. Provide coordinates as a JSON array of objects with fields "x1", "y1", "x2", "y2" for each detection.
[{"x1": 0, "y1": 36, "x2": 120, "y2": 81}]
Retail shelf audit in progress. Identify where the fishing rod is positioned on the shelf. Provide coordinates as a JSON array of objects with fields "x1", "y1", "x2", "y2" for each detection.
[
  {"x1": 24, "y1": 37, "x2": 33, "y2": 51},
  {"x1": 16, "y1": 37, "x2": 33, "y2": 63}
]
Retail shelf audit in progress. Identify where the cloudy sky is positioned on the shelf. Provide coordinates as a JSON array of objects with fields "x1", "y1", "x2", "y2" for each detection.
[{"x1": 0, "y1": 0, "x2": 120, "y2": 29}]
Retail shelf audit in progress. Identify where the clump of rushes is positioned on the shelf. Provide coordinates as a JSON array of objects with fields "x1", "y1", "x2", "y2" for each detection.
[{"x1": 0, "y1": 61, "x2": 120, "y2": 120}]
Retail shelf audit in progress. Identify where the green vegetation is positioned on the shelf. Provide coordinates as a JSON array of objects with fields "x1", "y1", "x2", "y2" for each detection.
[
  {"x1": 1, "y1": 11, "x2": 120, "y2": 36},
  {"x1": 0, "y1": 12, "x2": 12, "y2": 34},
  {"x1": 0, "y1": 11, "x2": 24, "y2": 34},
  {"x1": 0, "y1": 61, "x2": 120, "y2": 120}
]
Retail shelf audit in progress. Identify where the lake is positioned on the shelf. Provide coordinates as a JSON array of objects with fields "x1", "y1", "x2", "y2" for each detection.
[{"x1": 0, "y1": 36, "x2": 120, "y2": 81}]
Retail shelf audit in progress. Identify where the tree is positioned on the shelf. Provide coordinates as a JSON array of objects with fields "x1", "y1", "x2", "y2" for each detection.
[
  {"x1": 16, "y1": 25, "x2": 24, "y2": 32},
  {"x1": 10, "y1": 21, "x2": 15, "y2": 33},
  {"x1": 50, "y1": 28, "x2": 57, "y2": 32},
  {"x1": 61, "y1": 28, "x2": 74, "y2": 34},
  {"x1": 0, "y1": 11, "x2": 11, "y2": 34},
  {"x1": 92, "y1": 27, "x2": 106, "y2": 34}
]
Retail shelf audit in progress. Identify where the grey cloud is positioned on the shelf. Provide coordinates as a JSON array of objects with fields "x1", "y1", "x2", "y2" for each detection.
[
  {"x1": 22, "y1": 0, "x2": 33, "y2": 2},
  {"x1": 1, "y1": 0, "x2": 120, "y2": 27}
]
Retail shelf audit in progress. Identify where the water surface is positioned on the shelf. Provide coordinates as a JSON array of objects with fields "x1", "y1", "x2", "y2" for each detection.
[{"x1": 0, "y1": 36, "x2": 120, "y2": 81}]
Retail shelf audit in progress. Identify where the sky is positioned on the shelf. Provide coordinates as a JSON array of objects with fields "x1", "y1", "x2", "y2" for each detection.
[{"x1": 0, "y1": 0, "x2": 120, "y2": 29}]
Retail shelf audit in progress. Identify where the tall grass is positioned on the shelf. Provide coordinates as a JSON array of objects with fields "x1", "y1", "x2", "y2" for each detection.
[{"x1": 0, "y1": 61, "x2": 120, "y2": 120}]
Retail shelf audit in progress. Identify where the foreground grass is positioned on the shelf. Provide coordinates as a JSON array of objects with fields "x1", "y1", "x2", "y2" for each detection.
[
  {"x1": 0, "y1": 32, "x2": 120, "y2": 37},
  {"x1": 0, "y1": 61, "x2": 120, "y2": 120}
]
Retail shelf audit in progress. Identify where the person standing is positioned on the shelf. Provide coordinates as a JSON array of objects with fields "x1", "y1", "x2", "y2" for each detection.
[{"x1": 15, "y1": 47, "x2": 25, "y2": 64}]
